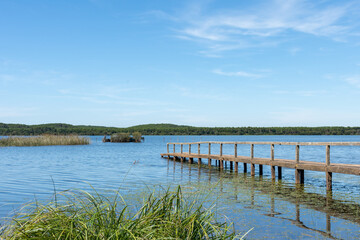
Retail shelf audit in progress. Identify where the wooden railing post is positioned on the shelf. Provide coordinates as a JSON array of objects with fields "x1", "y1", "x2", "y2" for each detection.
[
  {"x1": 326, "y1": 145, "x2": 332, "y2": 191},
  {"x1": 271, "y1": 144, "x2": 276, "y2": 179},
  {"x1": 234, "y1": 143, "x2": 238, "y2": 172},
  {"x1": 167, "y1": 144, "x2": 169, "y2": 153},
  {"x1": 181, "y1": 144, "x2": 183, "y2": 153},
  {"x1": 189, "y1": 144, "x2": 191, "y2": 154},
  {"x1": 251, "y1": 144, "x2": 255, "y2": 176},
  {"x1": 220, "y1": 143, "x2": 223, "y2": 156},
  {"x1": 173, "y1": 144, "x2": 175, "y2": 153}
]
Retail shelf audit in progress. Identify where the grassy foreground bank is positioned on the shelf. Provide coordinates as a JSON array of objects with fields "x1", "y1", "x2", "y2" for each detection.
[
  {"x1": 0, "y1": 135, "x2": 90, "y2": 147},
  {"x1": 0, "y1": 187, "x2": 246, "y2": 239}
]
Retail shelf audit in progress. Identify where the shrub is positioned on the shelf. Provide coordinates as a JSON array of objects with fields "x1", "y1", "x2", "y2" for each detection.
[{"x1": 132, "y1": 132, "x2": 142, "y2": 142}]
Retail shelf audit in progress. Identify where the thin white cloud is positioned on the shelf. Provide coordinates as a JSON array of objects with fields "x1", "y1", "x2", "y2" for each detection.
[
  {"x1": 213, "y1": 69, "x2": 262, "y2": 78},
  {"x1": 270, "y1": 107, "x2": 360, "y2": 126},
  {"x1": 172, "y1": 85, "x2": 230, "y2": 101},
  {"x1": 344, "y1": 75, "x2": 360, "y2": 88},
  {"x1": 182, "y1": 1, "x2": 350, "y2": 39},
  {"x1": 289, "y1": 47, "x2": 301, "y2": 55},
  {"x1": 273, "y1": 90, "x2": 327, "y2": 97},
  {"x1": 160, "y1": 0, "x2": 358, "y2": 55},
  {"x1": 0, "y1": 107, "x2": 37, "y2": 118},
  {"x1": 0, "y1": 74, "x2": 15, "y2": 84}
]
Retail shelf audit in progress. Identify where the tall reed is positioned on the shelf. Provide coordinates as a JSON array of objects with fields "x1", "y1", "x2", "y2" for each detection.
[
  {"x1": 0, "y1": 186, "x2": 246, "y2": 239},
  {"x1": 0, "y1": 135, "x2": 90, "y2": 147}
]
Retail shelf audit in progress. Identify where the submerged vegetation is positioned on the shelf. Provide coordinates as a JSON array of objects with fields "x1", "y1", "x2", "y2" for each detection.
[
  {"x1": 0, "y1": 135, "x2": 90, "y2": 147},
  {"x1": 0, "y1": 187, "x2": 243, "y2": 239},
  {"x1": 1, "y1": 123, "x2": 360, "y2": 136}
]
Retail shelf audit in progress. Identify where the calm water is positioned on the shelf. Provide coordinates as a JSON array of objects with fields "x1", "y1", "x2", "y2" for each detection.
[{"x1": 1, "y1": 135, "x2": 360, "y2": 239}]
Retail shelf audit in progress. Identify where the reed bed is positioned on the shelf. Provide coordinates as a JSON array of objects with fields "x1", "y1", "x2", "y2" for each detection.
[
  {"x1": 0, "y1": 187, "x2": 246, "y2": 239},
  {"x1": 0, "y1": 135, "x2": 90, "y2": 147}
]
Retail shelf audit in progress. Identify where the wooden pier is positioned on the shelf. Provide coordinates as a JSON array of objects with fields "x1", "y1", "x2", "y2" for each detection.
[{"x1": 161, "y1": 141, "x2": 360, "y2": 191}]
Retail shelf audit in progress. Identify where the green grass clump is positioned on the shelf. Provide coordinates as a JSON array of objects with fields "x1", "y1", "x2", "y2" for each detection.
[
  {"x1": 0, "y1": 187, "x2": 242, "y2": 239},
  {"x1": 0, "y1": 135, "x2": 90, "y2": 147}
]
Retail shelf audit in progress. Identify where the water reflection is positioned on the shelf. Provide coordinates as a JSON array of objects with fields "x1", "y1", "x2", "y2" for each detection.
[{"x1": 168, "y1": 159, "x2": 360, "y2": 239}]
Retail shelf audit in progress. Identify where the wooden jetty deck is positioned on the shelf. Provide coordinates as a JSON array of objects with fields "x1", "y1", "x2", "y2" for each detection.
[{"x1": 161, "y1": 141, "x2": 360, "y2": 191}]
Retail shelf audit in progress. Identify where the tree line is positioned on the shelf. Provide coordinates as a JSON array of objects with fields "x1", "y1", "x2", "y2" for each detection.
[{"x1": 1, "y1": 123, "x2": 360, "y2": 136}]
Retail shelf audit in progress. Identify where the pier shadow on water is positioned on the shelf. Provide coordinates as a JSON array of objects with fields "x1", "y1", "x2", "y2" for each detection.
[{"x1": 167, "y1": 158, "x2": 360, "y2": 239}]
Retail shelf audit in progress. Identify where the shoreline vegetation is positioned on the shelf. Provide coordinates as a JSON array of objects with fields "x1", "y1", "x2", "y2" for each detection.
[
  {"x1": 0, "y1": 135, "x2": 90, "y2": 147},
  {"x1": 0, "y1": 187, "x2": 246, "y2": 239},
  {"x1": 1, "y1": 123, "x2": 360, "y2": 136}
]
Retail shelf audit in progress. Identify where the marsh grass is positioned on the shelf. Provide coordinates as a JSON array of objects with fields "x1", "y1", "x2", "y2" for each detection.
[
  {"x1": 0, "y1": 186, "x2": 246, "y2": 239},
  {"x1": 0, "y1": 135, "x2": 90, "y2": 147}
]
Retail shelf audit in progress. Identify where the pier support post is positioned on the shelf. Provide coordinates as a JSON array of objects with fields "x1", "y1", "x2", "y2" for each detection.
[
  {"x1": 198, "y1": 143, "x2": 201, "y2": 164},
  {"x1": 259, "y1": 165, "x2": 263, "y2": 175},
  {"x1": 230, "y1": 161, "x2": 233, "y2": 170},
  {"x1": 243, "y1": 163, "x2": 247, "y2": 173},
  {"x1": 208, "y1": 143, "x2": 211, "y2": 167},
  {"x1": 250, "y1": 144, "x2": 255, "y2": 176},
  {"x1": 259, "y1": 143, "x2": 263, "y2": 175},
  {"x1": 278, "y1": 166, "x2": 282, "y2": 180},
  {"x1": 234, "y1": 143, "x2": 238, "y2": 172},
  {"x1": 271, "y1": 144, "x2": 276, "y2": 180},
  {"x1": 326, "y1": 145, "x2": 332, "y2": 192},
  {"x1": 189, "y1": 158, "x2": 193, "y2": 164},
  {"x1": 220, "y1": 160, "x2": 224, "y2": 170},
  {"x1": 295, "y1": 145, "x2": 304, "y2": 184}
]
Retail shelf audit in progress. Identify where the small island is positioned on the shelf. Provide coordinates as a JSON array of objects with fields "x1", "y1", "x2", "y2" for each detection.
[{"x1": 102, "y1": 132, "x2": 143, "y2": 143}]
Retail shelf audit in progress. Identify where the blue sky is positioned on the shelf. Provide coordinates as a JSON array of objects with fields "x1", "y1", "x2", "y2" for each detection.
[{"x1": 1, "y1": 0, "x2": 360, "y2": 127}]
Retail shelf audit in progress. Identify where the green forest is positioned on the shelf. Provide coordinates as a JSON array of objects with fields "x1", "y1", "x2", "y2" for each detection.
[{"x1": 1, "y1": 123, "x2": 360, "y2": 136}]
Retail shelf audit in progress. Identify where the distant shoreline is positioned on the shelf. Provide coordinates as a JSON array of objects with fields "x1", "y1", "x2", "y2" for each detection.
[{"x1": 1, "y1": 123, "x2": 359, "y2": 136}]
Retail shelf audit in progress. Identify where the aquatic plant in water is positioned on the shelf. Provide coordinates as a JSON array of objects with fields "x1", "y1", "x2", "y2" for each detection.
[
  {"x1": 0, "y1": 135, "x2": 90, "y2": 147},
  {"x1": 0, "y1": 186, "x2": 248, "y2": 239}
]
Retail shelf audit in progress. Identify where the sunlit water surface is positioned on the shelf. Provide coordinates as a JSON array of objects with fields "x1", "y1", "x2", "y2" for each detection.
[{"x1": 1, "y1": 135, "x2": 360, "y2": 239}]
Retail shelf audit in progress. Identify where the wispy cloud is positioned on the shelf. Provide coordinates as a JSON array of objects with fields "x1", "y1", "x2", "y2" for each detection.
[
  {"x1": 212, "y1": 69, "x2": 262, "y2": 78},
  {"x1": 58, "y1": 85, "x2": 169, "y2": 107},
  {"x1": 289, "y1": 47, "x2": 301, "y2": 55},
  {"x1": 172, "y1": 85, "x2": 230, "y2": 101},
  {"x1": 344, "y1": 75, "x2": 360, "y2": 88},
  {"x1": 157, "y1": 0, "x2": 358, "y2": 55},
  {"x1": 0, "y1": 74, "x2": 15, "y2": 84},
  {"x1": 0, "y1": 107, "x2": 37, "y2": 118},
  {"x1": 273, "y1": 89, "x2": 327, "y2": 97}
]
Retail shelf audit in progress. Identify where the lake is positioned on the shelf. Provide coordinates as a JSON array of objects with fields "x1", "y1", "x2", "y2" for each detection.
[{"x1": 1, "y1": 135, "x2": 360, "y2": 239}]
